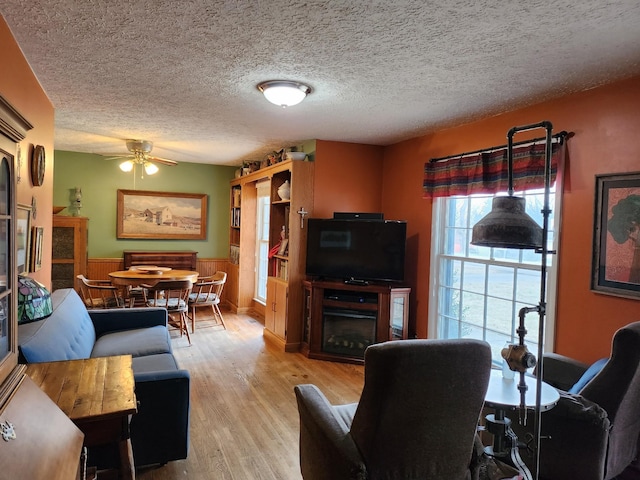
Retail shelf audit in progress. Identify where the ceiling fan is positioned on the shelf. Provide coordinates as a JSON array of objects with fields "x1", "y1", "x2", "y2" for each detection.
[{"x1": 106, "y1": 139, "x2": 177, "y2": 176}]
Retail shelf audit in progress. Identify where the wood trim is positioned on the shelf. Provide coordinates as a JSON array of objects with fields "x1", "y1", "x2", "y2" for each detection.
[{"x1": 0, "y1": 95, "x2": 33, "y2": 142}]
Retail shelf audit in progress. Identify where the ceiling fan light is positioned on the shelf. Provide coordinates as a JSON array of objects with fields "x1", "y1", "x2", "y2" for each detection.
[
  {"x1": 119, "y1": 160, "x2": 134, "y2": 172},
  {"x1": 144, "y1": 162, "x2": 159, "y2": 175},
  {"x1": 257, "y1": 80, "x2": 311, "y2": 107}
]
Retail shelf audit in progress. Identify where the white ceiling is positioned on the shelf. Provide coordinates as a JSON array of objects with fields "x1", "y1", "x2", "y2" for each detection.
[{"x1": 2, "y1": 1, "x2": 640, "y2": 167}]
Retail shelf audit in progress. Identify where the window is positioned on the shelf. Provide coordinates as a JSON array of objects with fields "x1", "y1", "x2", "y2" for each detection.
[
  {"x1": 429, "y1": 187, "x2": 559, "y2": 366},
  {"x1": 254, "y1": 181, "x2": 271, "y2": 303}
]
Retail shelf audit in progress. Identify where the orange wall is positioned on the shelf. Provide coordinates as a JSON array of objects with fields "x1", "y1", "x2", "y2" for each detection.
[
  {"x1": 313, "y1": 140, "x2": 384, "y2": 218},
  {"x1": 0, "y1": 16, "x2": 55, "y2": 288},
  {"x1": 382, "y1": 75, "x2": 640, "y2": 363}
]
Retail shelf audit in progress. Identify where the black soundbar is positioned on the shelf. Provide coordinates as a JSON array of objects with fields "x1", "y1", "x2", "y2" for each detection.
[{"x1": 332, "y1": 212, "x2": 384, "y2": 220}]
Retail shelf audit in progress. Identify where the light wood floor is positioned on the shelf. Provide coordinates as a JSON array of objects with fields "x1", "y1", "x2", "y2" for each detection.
[{"x1": 136, "y1": 309, "x2": 365, "y2": 480}]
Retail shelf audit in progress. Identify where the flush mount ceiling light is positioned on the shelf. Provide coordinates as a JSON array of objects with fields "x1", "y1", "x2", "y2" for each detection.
[{"x1": 257, "y1": 80, "x2": 312, "y2": 107}]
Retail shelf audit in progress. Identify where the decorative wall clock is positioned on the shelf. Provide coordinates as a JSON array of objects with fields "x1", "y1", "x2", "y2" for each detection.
[{"x1": 31, "y1": 144, "x2": 45, "y2": 186}]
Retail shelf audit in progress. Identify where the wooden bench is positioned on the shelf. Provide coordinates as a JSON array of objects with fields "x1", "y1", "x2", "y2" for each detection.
[{"x1": 123, "y1": 250, "x2": 198, "y2": 271}]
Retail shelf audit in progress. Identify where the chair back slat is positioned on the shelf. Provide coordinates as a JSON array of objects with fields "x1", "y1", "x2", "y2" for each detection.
[{"x1": 76, "y1": 274, "x2": 125, "y2": 309}]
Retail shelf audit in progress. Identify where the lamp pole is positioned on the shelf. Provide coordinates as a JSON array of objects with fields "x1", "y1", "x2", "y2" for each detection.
[{"x1": 507, "y1": 120, "x2": 554, "y2": 480}]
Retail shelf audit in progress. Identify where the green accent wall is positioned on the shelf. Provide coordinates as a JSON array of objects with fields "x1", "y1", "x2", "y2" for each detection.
[{"x1": 53, "y1": 151, "x2": 237, "y2": 258}]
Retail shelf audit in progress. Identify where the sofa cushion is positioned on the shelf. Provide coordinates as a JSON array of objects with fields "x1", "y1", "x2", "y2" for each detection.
[
  {"x1": 92, "y1": 325, "x2": 171, "y2": 358},
  {"x1": 19, "y1": 289, "x2": 96, "y2": 362},
  {"x1": 132, "y1": 353, "x2": 179, "y2": 375}
]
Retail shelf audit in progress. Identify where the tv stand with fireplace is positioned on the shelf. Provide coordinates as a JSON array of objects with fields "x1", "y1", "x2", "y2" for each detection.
[{"x1": 302, "y1": 279, "x2": 410, "y2": 364}]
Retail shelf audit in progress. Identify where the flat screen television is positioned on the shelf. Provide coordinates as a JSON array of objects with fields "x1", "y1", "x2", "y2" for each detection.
[{"x1": 305, "y1": 218, "x2": 407, "y2": 284}]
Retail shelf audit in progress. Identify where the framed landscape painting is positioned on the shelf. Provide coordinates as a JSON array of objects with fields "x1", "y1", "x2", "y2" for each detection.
[
  {"x1": 591, "y1": 172, "x2": 640, "y2": 299},
  {"x1": 117, "y1": 189, "x2": 208, "y2": 240}
]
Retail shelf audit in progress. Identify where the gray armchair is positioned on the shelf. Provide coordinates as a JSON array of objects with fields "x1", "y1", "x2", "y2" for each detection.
[
  {"x1": 294, "y1": 338, "x2": 492, "y2": 480},
  {"x1": 512, "y1": 321, "x2": 640, "y2": 480}
]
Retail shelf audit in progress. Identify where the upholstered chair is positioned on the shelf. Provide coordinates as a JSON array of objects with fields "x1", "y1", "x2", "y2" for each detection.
[
  {"x1": 512, "y1": 321, "x2": 640, "y2": 480},
  {"x1": 294, "y1": 338, "x2": 492, "y2": 480}
]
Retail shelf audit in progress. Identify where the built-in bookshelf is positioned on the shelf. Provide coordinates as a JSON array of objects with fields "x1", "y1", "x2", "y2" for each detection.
[
  {"x1": 227, "y1": 159, "x2": 314, "y2": 351},
  {"x1": 229, "y1": 184, "x2": 241, "y2": 265}
]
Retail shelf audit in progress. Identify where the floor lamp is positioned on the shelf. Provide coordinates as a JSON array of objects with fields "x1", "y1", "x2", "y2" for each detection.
[{"x1": 471, "y1": 121, "x2": 555, "y2": 479}]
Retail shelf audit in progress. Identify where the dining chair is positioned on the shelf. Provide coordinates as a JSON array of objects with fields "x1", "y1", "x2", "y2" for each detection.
[
  {"x1": 123, "y1": 266, "x2": 150, "y2": 307},
  {"x1": 142, "y1": 279, "x2": 193, "y2": 344},
  {"x1": 77, "y1": 274, "x2": 126, "y2": 309},
  {"x1": 187, "y1": 271, "x2": 227, "y2": 332}
]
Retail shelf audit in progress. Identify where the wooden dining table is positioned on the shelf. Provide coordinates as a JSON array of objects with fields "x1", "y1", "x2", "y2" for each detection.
[
  {"x1": 109, "y1": 268, "x2": 200, "y2": 287},
  {"x1": 109, "y1": 268, "x2": 200, "y2": 307}
]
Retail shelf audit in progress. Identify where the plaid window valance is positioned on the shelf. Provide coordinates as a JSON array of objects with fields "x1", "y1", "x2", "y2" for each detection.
[{"x1": 423, "y1": 141, "x2": 565, "y2": 199}]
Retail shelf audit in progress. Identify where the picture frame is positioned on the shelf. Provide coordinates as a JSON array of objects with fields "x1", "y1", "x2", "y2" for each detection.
[
  {"x1": 117, "y1": 189, "x2": 207, "y2": 240},
  {"x1": 16, "y1": 203, "x2": 31, "y2": 274},
  {"x1": 591, "y1": 172, "x2": 640, "y2": 299},
  {"x1": 30, "y1": 226, "x2": 44, "y2": 272}
]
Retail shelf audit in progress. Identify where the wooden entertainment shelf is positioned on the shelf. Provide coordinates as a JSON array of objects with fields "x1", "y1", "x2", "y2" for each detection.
[{"x1": 302, "y1": 279, "x2": 410, "y2": 364}]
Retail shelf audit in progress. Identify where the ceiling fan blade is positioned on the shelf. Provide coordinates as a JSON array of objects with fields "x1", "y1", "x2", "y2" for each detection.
[
  {"x1": 100, "y1": 154, "x2": 132, "y2": 161},
  {"x1": 147, "y1": 156, "x2": 178, "y2": 166}
]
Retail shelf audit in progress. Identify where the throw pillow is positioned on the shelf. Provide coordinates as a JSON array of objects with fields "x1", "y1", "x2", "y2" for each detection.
[
  {"x1": 568, "y1": 358, "x2": 608, "y2": 394},
  {"x1": 17, "y1": 276, "x2": 53, "y2": 324}
]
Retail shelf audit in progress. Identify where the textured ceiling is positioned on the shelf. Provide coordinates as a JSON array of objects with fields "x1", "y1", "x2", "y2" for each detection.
[{"x1": 2, "y1": 1, "x2": 640, "y2": 166}]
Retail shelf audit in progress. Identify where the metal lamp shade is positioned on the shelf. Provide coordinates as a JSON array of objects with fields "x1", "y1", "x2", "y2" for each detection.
[{"x1": 471, "y1": 196, "x2": 542, "y2": 249}]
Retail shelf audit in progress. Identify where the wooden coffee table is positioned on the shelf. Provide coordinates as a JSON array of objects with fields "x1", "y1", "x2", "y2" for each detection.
[{"x1": 26, "y1": 355, "x2": 137, "y2": 480}]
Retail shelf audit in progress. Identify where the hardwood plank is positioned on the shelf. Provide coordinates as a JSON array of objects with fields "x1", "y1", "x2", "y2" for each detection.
[
  {"x1": 136, "y1": 309, "x2": 364, "y2": 479},
  {"x1": 76, "y1": 356, "x2": 102, "y2": 418}
]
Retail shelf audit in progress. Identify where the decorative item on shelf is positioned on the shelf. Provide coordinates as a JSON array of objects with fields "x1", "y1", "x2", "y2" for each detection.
[
  {"x1": 285, "y1": 151, "x2": 307, "y2": 161},
  {"x1": 53, "y1": 206, "x2": 65, "y2": 214},
  {"x1": 277, "y1": 239, "x2": 289, "y2": 256},
  {"x1": 71, "y1": 187, "x2": 82, "y2": 216},
  {"x1": 277, "y1": 180, "x2": 291, "y2": 200},
  {"x1": 232, "y1": 188, "x2": 241, "y2": 208},
  {"x1": 266, "y1": 149, "x2": 284, "y2": 166},
  {"x1": 247, "y1": 161, "x2": 261, "y2": 173}
]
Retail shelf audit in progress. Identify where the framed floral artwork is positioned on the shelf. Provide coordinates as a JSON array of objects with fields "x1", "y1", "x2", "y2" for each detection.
[{"x1": 591, "y1": 172, "x2": 640, "y2": 299}]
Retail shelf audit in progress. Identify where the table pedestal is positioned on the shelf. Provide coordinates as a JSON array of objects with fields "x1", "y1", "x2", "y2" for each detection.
[
  {"x1": 484, "y1": 409, "x2": 533, "y2": 480},
  {"x1": 483, "y1": 370, "x2": 560, "y2": 480}
]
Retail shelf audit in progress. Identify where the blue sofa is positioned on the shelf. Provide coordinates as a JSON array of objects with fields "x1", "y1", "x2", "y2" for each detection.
[{"x1": 18, "y1": 288, "x2": 190, "y2": 468}]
